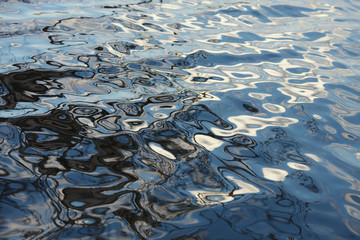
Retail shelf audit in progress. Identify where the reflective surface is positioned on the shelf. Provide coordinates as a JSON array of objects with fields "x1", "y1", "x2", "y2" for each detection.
[{"x1": 1, "y1": 0, "x2": 360, "y2": 239}]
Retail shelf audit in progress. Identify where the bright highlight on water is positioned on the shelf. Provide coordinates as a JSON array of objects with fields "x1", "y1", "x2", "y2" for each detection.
[{"x1": 0, "y1": 0, "x2": 359, "y2": 239}]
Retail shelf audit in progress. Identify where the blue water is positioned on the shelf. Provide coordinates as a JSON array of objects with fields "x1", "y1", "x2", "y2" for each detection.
[{"x1": 0, "y1": 0, "x2": 360, "y2": 239}]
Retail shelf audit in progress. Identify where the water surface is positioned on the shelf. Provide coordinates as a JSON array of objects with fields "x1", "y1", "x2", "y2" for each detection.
[{"x1": 0, "y1": 0, "x2": 360, "y2": 239}]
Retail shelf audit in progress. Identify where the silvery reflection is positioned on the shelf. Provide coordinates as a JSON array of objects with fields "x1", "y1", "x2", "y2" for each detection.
[{"x1": 0, "y1": 0, "x2": 360, "y2": 239}]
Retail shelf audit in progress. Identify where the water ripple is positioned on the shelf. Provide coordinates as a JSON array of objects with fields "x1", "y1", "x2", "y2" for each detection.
[{"x1": 0, "y1": 0, "x2": 360, "y2": 239}]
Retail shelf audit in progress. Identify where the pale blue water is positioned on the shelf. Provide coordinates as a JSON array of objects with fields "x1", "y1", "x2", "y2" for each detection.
[{"x1": 0, "y1": 0, "x2": 360, "y2": 239}]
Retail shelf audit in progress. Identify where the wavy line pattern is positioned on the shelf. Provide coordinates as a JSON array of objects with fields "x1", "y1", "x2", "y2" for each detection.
[{"x1": 0, "y1": 0, "x2": 360, "y2": 239}]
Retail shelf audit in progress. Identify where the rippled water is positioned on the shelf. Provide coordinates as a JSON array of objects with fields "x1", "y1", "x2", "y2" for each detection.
[{"x1": 0, "y1": 0, "x2": 360, "y2": 239}]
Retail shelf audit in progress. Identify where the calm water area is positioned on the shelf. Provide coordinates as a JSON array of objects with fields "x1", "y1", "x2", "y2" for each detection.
[{"x1": 0, "y1": 0, "x2": 360, "y2": 239}]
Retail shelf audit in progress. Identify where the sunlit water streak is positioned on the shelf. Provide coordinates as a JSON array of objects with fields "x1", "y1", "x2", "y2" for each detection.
[{"x1": 0, "y1": 0, "x2": 360, "y2": 239}]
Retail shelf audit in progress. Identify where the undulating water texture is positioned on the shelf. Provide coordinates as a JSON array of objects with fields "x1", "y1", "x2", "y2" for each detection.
[{"x1": 0, "y1": 0, "x2": 360, "y2": 239}]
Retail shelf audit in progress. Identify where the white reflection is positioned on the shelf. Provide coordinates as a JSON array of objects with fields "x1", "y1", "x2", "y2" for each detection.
[
  {"x1": 313, "y1": 114, "x2": 322, "y2": 119},
  {"x1": 227, "y1": 175, "x2": 260, "y2": 195},
  {"x1": 160, "y1": 3, "x2": 183, "y2": 9},
  {"x1": 263, "y1": 103, "x2": 286, "y2": 113},
  {"x1": 210, "y1": 116, "x2": 298, "y2": 137},
  {"x1": 149, "y1": 142, "x2": 176, "y2": 160},
  {"x1": 194, "y1": 134, "x2": 224, "y2": 151},
  {"x1": 77, "y1": 117, "x2": 96, "y2": 128},
  {"x1": 305, "y1": 153, "x2": 322, "y2": 162},
  {"x1": 262, "y1": 168, "x2": 288, "y2": 181},
  {"x1": 287, "y1": 162, "x2": 310, "y2": 171}
]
